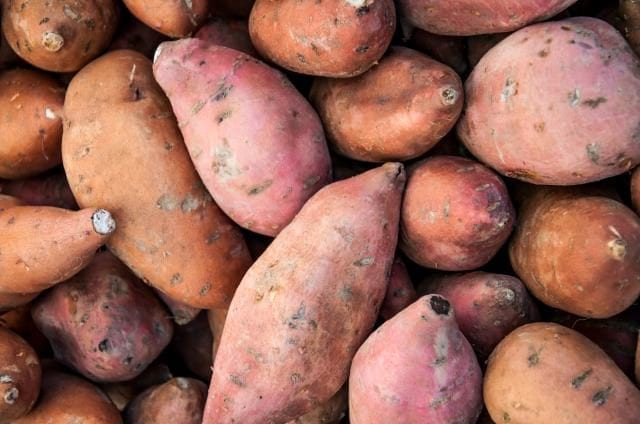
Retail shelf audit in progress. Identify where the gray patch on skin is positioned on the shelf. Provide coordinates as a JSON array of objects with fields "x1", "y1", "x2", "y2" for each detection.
[
  {"x1": 248, "y1": 180, "x2": 273, "y2": 196},
  {"x1": 303, "y1": 175, "x2": 321, "y2": 189},
  {"x1": 353, "y1": 257, "x2": 374, "y2": 267},
  {"x1": 181, "y1": 194, "x2": 201, "y2": 212},
  {"x1": 3, "y1": 387, "x2": 18, "y2": 404},
  {"x1": 170, "y1": 273, "x2": 183, "y2": 285},
  {"x1": 229, "y1": 374, "x2": 245, "y2": 387},
  {"x1": 568, "y1": 89, "x2": 581, "y2": 107},
  {"x1": 156, "y1": 194, "x2": 179, "y2": 211},
  {"x1": 571, "y1": 369, "x2": 593, "y2": 389},
  {"x1": 586, "y1": 143, "x2": 600, "y2": 164},
  {"x1": 592, "y1": 386, "x2": 613, "y2": 406},
  {"x1": 501, "y1": 78, "x2": 518, "y2": 102}
]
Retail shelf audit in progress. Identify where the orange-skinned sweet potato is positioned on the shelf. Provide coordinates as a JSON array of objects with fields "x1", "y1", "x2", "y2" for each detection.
[
  {"x1": 122, "y1": 0, "x2": 209, "y2": 38},
  {"x1": 0, "y1": 194, "x2": 23, "y2": 210},
  {"x1": 156, "y1": 290, "x2": 201, "y2": 326}
]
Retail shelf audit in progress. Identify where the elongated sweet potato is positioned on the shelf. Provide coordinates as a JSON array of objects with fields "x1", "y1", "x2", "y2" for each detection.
[
  {"x1": 287, "y1": 385, "x2": 348, "y2": 424},
  {"x1": 0, "y1": 327, "x2": 41, "y2": 423},
  {"x1": 484, "y1": 322, "x2": 640, "y2": 424},
  {"x1": 195, "y1": 18, "x2": 258, "y2": 56},
  {"x1": 122, "y1": 0, "x2": 209, "y2": 38},
  {"x1": 249, "y1": 0, "x2": 396, "y2": 77},
  {"x1": 153, "y1": 39, "x2": 331, "y2": 236},
  {"x1": 310, "y1": 47, "x2": 463, "y2": 162},
  {"x1": 62, "y1": 49, "x2": 252, "y2": 309},
  {"x1": 0, "y1": 170, "x2": 78, "y2": 210},
  {"x1": 349, "y1": 295, "x2": 483, "y2": 423},
  {"x1": 204, "y1": 163, "x2": 405, "y2": 423},
  {"x1": 171, "y1": 312, "x2": 213, "y2": 381},
  {"x1": 0, "y1": 206, "x2": 115, "y2": 295},
  {"x1": 379, "y1": 257, "x2": 417, "y2": 320}
]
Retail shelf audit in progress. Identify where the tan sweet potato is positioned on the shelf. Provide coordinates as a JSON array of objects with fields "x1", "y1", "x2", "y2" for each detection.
[
  {"x1": 2, "y1": 0, "x2": 118, "y2": 72},
  {"x1": 195, "y1": 17, "x2": 258, "y2": 56},
  {"x1": 171, "y1": 312, "x2": 213, "y2": 381},
  {"x1": 0, "y1": 170, "x2": 78, "y2": 210},
  {"x1": 62, "y1": 49, "x2": 252, "y2": 309},
  {"x1": 509, "y1": 188, "x2": 640, "y2": 318},
  {"x1": 203, "y1": 163, "x2": 405, "y2": 423},
  {"x1": 249, "y1": 0, "x2": 396, "y2": 77},
  {"x1": 379, "y1": 257, "x2": 417, "y2": 320},
  {"x1": 310, "y1": 46, "x2": 463, "y2": 162},
  {"x1": 0, "y1": 69, "x2": 64, "y2": 179},
  {"x1": 0, "y1": 327, "x2": 41, "y2": 423},
  {"x1": 484, "y1": 322, "x2": 640, "y2": 424},
  {"x1": 122, "y1": 0, "x2": 209, "y2": 38},
  {"x1": 286, "y1": 385, "x2": 348, "y2": 424},
  {"x1": 0, "y1": 206, "x2": 115, "y2": 295}
]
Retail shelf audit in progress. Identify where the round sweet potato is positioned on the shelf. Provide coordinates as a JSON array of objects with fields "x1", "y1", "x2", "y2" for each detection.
[
  {"x1": 310, "y1": 46, "x2": 463, "y2": 162},
  {"x1": 458, "y1": 18, "x2": 640, "y2": 185},
  {"x1": 249, "y1": 0, "x2": 396, "y2": 77},
  {"x1": 0, "y1": 327, "x2": 40, "y2": 423},
  {"x1": 0, "y1": 69, "x2": 64, "y2": 179},
  {"x1": 2, "y1": 0, "x2": 118, "y2": 72},
  {"x1": 122, "y1": 0, "x2": 209, "y2": 38},
  {"x1": 400, "y1": 155, "x2": 515, "y2": 271},
  {"x1": 484, "y1": 322, "x2": 640, "y2": 424}
]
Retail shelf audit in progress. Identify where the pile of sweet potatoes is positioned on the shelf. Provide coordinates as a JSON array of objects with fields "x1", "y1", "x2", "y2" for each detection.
[{"x1": 1, "y1": 1, "x2": 640, "y2": 423}]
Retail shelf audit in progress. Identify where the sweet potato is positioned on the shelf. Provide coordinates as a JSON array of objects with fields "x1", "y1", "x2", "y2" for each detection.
[
  {"x1": 418, "y1": 272, "x2": 540, "y2": 357},
  {"x1": 122, "y1": 0, "x2": 209, "y2": 38},
  {"x1": 621, "y1": 0, "x2": 640, "y2": 56},
  {"x1": 101, "y1": 362, "x2": 173, "y2": 411},
  {"x1": 31, "y1": 251, "x2": 173, "y2": 383},
  {"x1": 349, "y1": 295, "x2": 483, "y2": 423},
  {"x1": 249, "y1": 0, "x2": 396, "y2": 77},
  {"x1": 195, "y1": 18, "x2": 258, "y2": 56},
  {"x1": 0, "y1": 69, "x2": 64, "y2": 179},
  {"x1": 207, "y1": 307, "x2": 227, "y2": 360},
  {"x1": 0, "y1": 292, "x2": 37, "y2": 314},
  {"x1": 509, "y1": 188, "x2": 640, "y2": 318},
  {"x1": 0, "y1": 193, "x2": 23, "y2": 210},
  {"x1": 62, "y1": 49, "x2": 252, "y2": 309},
  {"x1": 109, "y1": 13, "x2": 169, "y2": 59},
  {"x1": 153, "y1": 39, "x2": 331, "y2": 236},
  {"x1": 310, "y1": 47, "x2": 463, "y2": 162},
  {"x1": 0, "y1": 306, "x2": 50, "y2": 358},
  {"x1": 0, "y1": 206, "x2": 115, "y2": 295},
  {"x1": 379, "y1": 257, "x2": 417, "y2": 320},
  {"x1": 484, "y1": 322, "x2": 640, "y2": 424},
  {"x1": 0, "y1": 170, "x2": 78, "y2": 210},
  {"x1": 400, "y1": 155, "x2": 514, "y2": 271},
  {"x1": 14, "y1": 370, "x2": 122, "y2": 423},
  {"x1": 2, "y1": 0, "x2": 118, "y2": 72},
  {"x1": 0, "y1": 327, "x2": 41, "y2": 423},
  {"x1": 458, "y1": 17, "x2": 640, "y2": 185},
  {"x1": 408, "y1": 30, "x2": 468, "y2": 76},
  {"x1": 171, "y1": 312, "x2": 213, "y2": 381},
  {"x1": 204, "y1": 163, "x2": 405, "y2": 423},
  {"x1": 398, "y1": 0, "x2": 577, "y2": 36},
  {"x1": 210, "y1": 0, "x2": 255, "y2": 18},
  {"x1": 631, "y1": 166, "x2": 640, "y2": 213},
  {"x1": 286, "y1": 385, "x2": 348, "y2": 424},
  {"x1": 156, "y1": 290, "x2": 201, "y2": 326}
]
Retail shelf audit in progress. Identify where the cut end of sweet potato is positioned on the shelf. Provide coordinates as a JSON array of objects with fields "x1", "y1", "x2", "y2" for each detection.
[
  {"x1": 430, "y1": 295, "x2": 451, "y2": 316},
  {"x1": 91, "y1": 209, "x2": 116, "y2": 235}
]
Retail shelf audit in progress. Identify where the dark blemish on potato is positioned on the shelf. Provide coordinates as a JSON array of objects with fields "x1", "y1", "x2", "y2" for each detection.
[
  {"x1": 586, "y1": 143, "x2": 600, "y2": 164},
  {"x1": 533, "y1": 122, "x2": 545, "y2": 133},
  {"x1": 430, "y1": 393, "x2": 451, "y2": 409},
  {"x1": 213, "y1": 83, "x2": 233, "y2": 101},
  {"x1": 79, "y1": 313, "x2": 89, "y2": 324},
  {"x1": 376, "y1": 96, "x2": 390, "y2": 104},
  {"x1": 538, "y1": 49, "x2": 549, "y2": 57},
  {"x1": 229, "y1": 374, "x2": 245, "y2": 387},
  {"x1": 199, "y1": 60, "x2": 206, "y2": 66},
  {"x1": 568, "y1": 89, "x2": 581, "y2": 107},
  {"x1": 355, "y1": 45, "x2": 369, "y2": 54},
  {"x1": 296, "y1": 53, "x2": 307, "y2": 64},
  {"x1": 309, "y1": 43, "x2": 320, "y2": 56},
  {"x1": 248, "y1": 179, "x2": 273, "y2": 195},
  {"x1": 578, "y1": 42, "x2": 593, "y2": 50},
  {"x1": 353, "y1": 257, "x2": 374, "y2": 267},
  {"x1": 433, "y1": 355, "x2": 447, "y2": 366},
  {"x1": 3, "y1": 387, "x2": 19, "y2": 404},
  {"x1": 191, "y1": 99, "x2": 206, "y2": 115},
  {"x1": 290, "y1": 373, "x2": 302, "y2": 384},
  {"x1": 569, "y1": 39, "x2": 576, "y2": 44},
  {"x1": 123, "y1": 356, "x2": 133, "y2": 365},
  {"x1": 217, "y1": 110, "x2": 232, "y2": 124},
  {"x1": 503, "y1": 412, "x2": 511, "y2": 423},
  {"x1": 340, "y1": 285, "x2": 353, "y2": 301},
  {"x1": 441, "y1": 88, "x2": 458, "y2": 105},
  {"x1": 582, "y1": 97, "x2": 607, "y2": 108},
  {"x1": 501, "y1": 78, "x2": 518, "y2": 102},
  {"x1": 571, "y1": 368, "x2": 593, "y2": 389},
  {"x1": 170, "y1": 273, "x2": 183, "y2": 285},
  {"x1": 527, "y1": 347, "x2": 541, "y2": 367},
  {"x1": 303, "y1": 175, "x2": 321, "y2": 189},
  {"x1": 200, "y1": 282, "x2": 212, "y2": 296},
  {"x1": 164, "y1": 142, "x2": 174, "y2": 151},
  {"x1": 39, "y1": 17, "x2": 49, "y2": 24},
  {"x1": 545, "y1": 38, "x2": 553, "y2": 44},
  {"x1": 98, "y1": 339, "x2": 110, "y2": 352},
  {"x1": 356, "y1": 6, "x2": 370, "y2": 16},
  {"x1": 206, "y1": 232, "x2": 221, "y2": 244},
  {"x1": 505, "y1": 169, "x2": 537, "y2": 180},
  {"x1": 520, "y1": 37, "x2": 529, "y2": 43},
  {"x1": 592, "y1": 386, "x2": 613, "y2": 406},
  {"x1": 286, "y1": 305, "x2": 306, "y2": 329},
  {"x1": 7, "y1": 217, "x2": 15, "y2": 225},
  {"x1": 430, "y1": 296, "x2": 450, "y2": 315},
  {"x1": 443, "y1": 201, "x2": 450, "y2": 218},
  {"x1": 291, "y1": 109, "x2": 299, "y2": 118}
]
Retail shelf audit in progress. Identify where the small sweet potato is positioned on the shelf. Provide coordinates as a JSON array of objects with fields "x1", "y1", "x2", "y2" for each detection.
[
  {"x1": 153, "y1": 39, "x2": 332, "y2": 236},
  {"x1": 156, "y1": 290, "x2": 201, "y2": 326},
  {"x1": 349, "y1": 295, "x2": 483, "y2": 423},
  {"x1": 122, "y1": 0, "x2": 209, "y2": 38},
  {"x1": 379, "y1": 257, "x2": 417, "y2": 320},
  {"x1": 408, "y1": 30, "x2": 468, "y2": 76},
  {"x1": 249, "y1": 0, "x2": 396, "y2": 77},
  {"x1": 0, "y1": 170, "x2": 78, "y2": 210},
  {"x1": 286, "y1": 385, "x2": 348, "y2": 424},
  {"x1": 124, "y1": 377, "x2": 208, "y2": 424},
  {"x1": 171, "y1": 312, "x2": 213, "y2": 381},
  {"x1": 31, "y1": 251, "x2": 173, "y2": 383},
  {"x1": 2, "y1": 0, "x2": 118, "y2": 72},
  {"x1": 310, "y1": 46, "x2": 463, "y2": 162},
  {"x1": 0, "y1": 327, "x2": 41, "y2": 423},
  {"x1": 484, "y1": 322, "x2": 640, "y2": 423},
  {"x1": 400, "y1": 155, "x2": 515, "y2": 271},
  {"x1": 204, "y1": 163, "x2": 405, "y2": 423},
  {"x1": 195, "y1": 18, "x2": 258, "y2": 56}
]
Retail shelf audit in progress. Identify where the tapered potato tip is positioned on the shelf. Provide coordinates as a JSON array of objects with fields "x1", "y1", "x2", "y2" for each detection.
[
  {"x1": 382, "y1": 162, "x2": 406, "y2": 184},
  {"x1": 91, "y1": 209, "x2": 116, "y2": 235}
]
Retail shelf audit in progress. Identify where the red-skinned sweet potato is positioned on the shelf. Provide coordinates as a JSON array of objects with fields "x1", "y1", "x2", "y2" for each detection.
[
  {"x1": 0, "y1": 170, "x2": 78, "y2": 210},
  {"x1": 122, "y1": 0, "x2": 209, "y2": 38},
  {"x1": 379, "y1": 257, "x2": 417, "y2": 320},
  {"x1": 195, "y1": 18, "x2": 258, "y2": 57}
]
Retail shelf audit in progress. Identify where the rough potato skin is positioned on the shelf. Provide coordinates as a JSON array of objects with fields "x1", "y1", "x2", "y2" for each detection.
[
  {"x1": 458, "y1": 18, "x2": 640, "y2": 185},
  {"x1": 0, "y1": 171, "x2": 78, "y2": 209},
  {"x1": 349, "y1": 295, "x2": 483, "y2": 424},
  {"x1": 0, "y1": 328, "x2": 41, "y2": 423},
  {"x1": 286, "y1": 386, "x2": 348, "y2": 424},
  {"x1": 14, "y1": 370, "x2": 122, "y2": 424},
  {"x1": 195, "y1": 18, "x2": 258, "y2": 56},
  {"x1": 310, "y1": 46, "x2": 463, "y2": 162},
  {"x1": 0, "y1": 69, "x2": 64, "y2": 179},
  {"x1": 631, "y1": 166, "x2": 640, "y2": 213},
  {"x1": 124, "y1": 377, "x2": 208, "y2": 424},
  {"x1": 418, "y1": 272, "x2": 540, "y2": 357},
  {"x1": 398, "y1": 0, "x2": 577, "y2": 36},
  {"x1": 62, "y1": 49, "x2": 252, "y2": 309},
  {"x1": 2, "y1": 0, "x2": 118, "y2": 72},
  {"x1": 153, "y1": 39, "x2": 331, "y2": 236},
  {"x1": 249, "y1": 0, "x2": 396, "y2": 77},
  {"x1": 401, "y1": 156, "x2": 515, "y2": 271},
  {"x1": 122, "y1": 0, "x2": 209, "y2": 38},
  {"x1": 379, "y1": 257, "x2": 417, "y2": 320},
  {"x1": 203, "y1": 163, "x2": 406, "y2": 424},
  {"x1": 484, "y1": 322, "x2": 640, "y2": 424},
  {"x1": 509, "y1": 188, "x2": 640, "y2": 318}
]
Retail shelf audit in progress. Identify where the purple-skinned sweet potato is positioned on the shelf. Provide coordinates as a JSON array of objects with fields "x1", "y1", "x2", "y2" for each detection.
[
  {"x1": 418, "y1": 271, "x2": 540, "y2": 357},
  {"x1": 379, "y1": 257, "x2": 417, "y2": 320},
  {"x1": 31, "y1": 251, "x2": 174, "y2": 383},
  {"x1": 0, "y1": 170, "x2": 78, "y2": 210},
  {"x1": 349, "y1": 294, "x2": 483, "y2": 423},
  {"x1": 153, "y1": 38, "x2": 332, "y2": 236},
  {"x1": 195, "y1": 18, "x2": 258, "y2": 57},
  {"x1": 171, "y1": 312, "x2": 213, "y2": 381},
  {"x1": 286, "y1": 385, "x2": 348, "y2": 424},
  {"x1": 203, "y1": 163, "x2": 406, "y2": 423},
  {"x1": 458, "y1": 17, "x2": 640, "y2": 185}
]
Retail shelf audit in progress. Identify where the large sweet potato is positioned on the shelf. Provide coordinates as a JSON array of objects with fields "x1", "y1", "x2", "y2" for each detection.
[
  {"x1": 153, "y1": 39, "x2": 331, "y2": 236},
  {"x1": 203, "y1": 163, "x2": 405, "y2": 423},
  {"x1": 62, "y1": 49, "x2": 252, "y2": 309}
]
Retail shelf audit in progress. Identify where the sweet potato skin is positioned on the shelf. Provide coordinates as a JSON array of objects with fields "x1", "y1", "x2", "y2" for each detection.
[
  {"x1": 458, "y1": 18, "x2": 640, "y2": 185},
  {"x1": 195, "y1": 18, "x2": 258, "y2": 57},
  {"x1": 0, "y1": 69, "x2": 64, "y2": 179},
  {"x1": 0, "y1": 194, "x2": 23, "y2": 210},
  {"x1": 349, "y1": 295, "x2": 483, "y2": 423},
  {"x1": 509, "y1": 189, "x2": 640, "y2": 318},
  {"x1": 156, "y1": 290, "x2": 201, "y2": 326},
  {"x1": 2, "y1": 0, "x2": 118, "y2": 72},
  {"x1": 122, "y1": 0, "x2": 209, "y2": 38},
  {"x1": 379, "y1": 257, "x2": 417, "y2": 320},
  {"x1": 0, "y1": 171, "x2": 78, "y2": 210},
  {"x1": 401, "y1": 155, "x2": 514, "y2": 271},
  {"x1": 398, "y1": 0, "x2": 577, "y2": 36},
  {"x1": 310, "y1": 46, "x2": 463, "y2": 162},
  {"x1": 0, "y1": 327, "x2": 41, "y2": 423},
  {"x1": 484, "y1": 322, "x2": 640, "y2": 424},
  {"x1": 153, "y1": 39, "x2": 331, "y2": 236},
  {"x1": 62, "y1": 49, "x2": 252, "y2": 309},
  {"x1": 286, "y1": 385, "x2": 348, "y2": 424},
  {"x1": 249, "y1": 0, "x2": 396, "y2": 77},
  {"x1": 204, "y1": 163, "x2": 405, "y2": 423}
]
